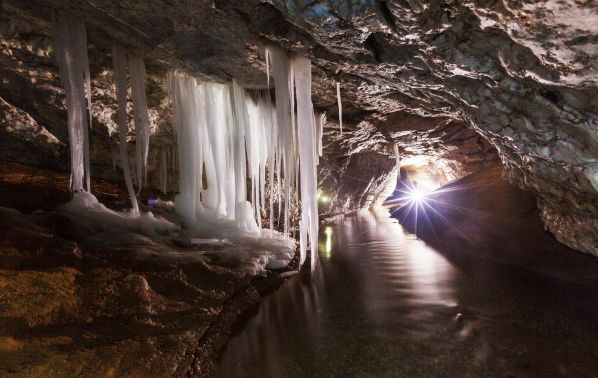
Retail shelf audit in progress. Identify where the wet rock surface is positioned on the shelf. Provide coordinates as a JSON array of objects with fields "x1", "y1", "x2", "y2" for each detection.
[
  {"x1": 0, "y1": 1, "x2": 596, "y2": 373},
  {"x1": 0, "y1": 163, "x2": 290, "y2": 377},
  {"x1": 252, "y1": 0, "x2": 598, "y2": 255},
  {"x1": 2, "y1": 0, "x2": 595, "y2": 255},
  {"x1": 318, "y1": 115, "x2": 499, "y2": 219}
]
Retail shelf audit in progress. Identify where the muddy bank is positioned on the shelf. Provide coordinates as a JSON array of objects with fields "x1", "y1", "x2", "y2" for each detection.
[{"x1": 0, "y1": 162, "x2": 294, "y2": 377}]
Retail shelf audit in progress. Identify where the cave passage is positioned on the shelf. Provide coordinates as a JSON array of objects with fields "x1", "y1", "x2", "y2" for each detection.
[
  {"x1": 2, "y1": 1, "x2": 597, "y2": 375},
  {"x1": 217, "y1": 209, "x2": 598, "y2": 377}
]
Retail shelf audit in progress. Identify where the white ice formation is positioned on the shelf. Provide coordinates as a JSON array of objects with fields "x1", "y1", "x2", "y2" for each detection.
[
  {"x1": 394, "y1": 143, "x2": 401, "y2": 174},
  {"x1": 111, "y1": 45, "x2": 152, "y2": 210},
  {"x1": 128, "y1": 54, "x2": 151, "y2": 193},
  {"x1": 168, "y1": 46, "x2": 321, "y2": 267},
  {"x1": 59, "y1": 191, "x2": 176, "y2": 237},
  {"x1": 112, "y1": 45, "x2": 140, "y2": 213},
  {"x1": 53, "y1": 14, "x2": 93, "y2": 192}
]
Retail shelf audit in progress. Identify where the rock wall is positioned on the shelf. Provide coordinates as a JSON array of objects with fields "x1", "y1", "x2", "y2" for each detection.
[
  {"x1": 1, "y1": 0, "x2": 596, "y2": 255},
  {"x1": 230, "y1": 0, "x2": 598, "y2": 255},
  {"x1": 318, "y1": 114, "x2": 499, "y2": 219},
  {"x1": 0, "y1": 4, "x2": 175, "y2": 187}
]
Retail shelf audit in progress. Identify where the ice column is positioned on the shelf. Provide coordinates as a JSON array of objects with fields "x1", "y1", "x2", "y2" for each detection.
[
  {"x1": 268, "y1": 46, "x2": 295, "y2": 236},
  {"x1": 393, "y1": 143, "x2": 401, "y2": 174},
  {"x1": 168, "y1": 71, "x2": 203, "y2": 226},
  {"x1": 315, "y1": 112, "x2": 325, "y2": 159},
  {"x1": 168, "y1": 50, "x2": 321, "y2": 267},
  {"x1": 129, "y1": 55, "x2": 151, "y2": 192},
  {"x1": 292, "y1": 56, "x2": 319, "y2": 268},
  {"x1": 53, "y1": 14, "x2": 92, "y2": 192},
  {"x1": 112, "y1": 45, "x2": 140, "y2": 213}
]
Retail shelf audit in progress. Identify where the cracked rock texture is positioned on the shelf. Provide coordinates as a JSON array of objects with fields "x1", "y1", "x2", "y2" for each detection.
[
  {"x1": 1, "y1": 0, "x2": 596, "y2": 256},
  {"x1": 0, "y1": 162, "x2": 288, "y2": 377},
  {"x1": 318, "y1": 115, "x2": 499, "y2": 219}
]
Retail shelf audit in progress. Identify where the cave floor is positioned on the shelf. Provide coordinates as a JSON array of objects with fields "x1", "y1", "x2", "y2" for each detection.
[{"x1": 0, "y1": 162, "x2": 289, "y2": 377}]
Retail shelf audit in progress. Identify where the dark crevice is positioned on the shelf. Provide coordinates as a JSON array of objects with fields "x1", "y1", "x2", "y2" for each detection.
[
  {"x1": 364, "y1": 33, "x2": 383, "y2": 63},
  {"x1": 539, "y1": 88, "x2": 560, "y2": 104}
]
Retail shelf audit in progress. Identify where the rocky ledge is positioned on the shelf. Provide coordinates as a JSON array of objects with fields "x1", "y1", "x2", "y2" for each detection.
[{"x1": 0, "y1": 162, "x2": 294, "y2": 377}]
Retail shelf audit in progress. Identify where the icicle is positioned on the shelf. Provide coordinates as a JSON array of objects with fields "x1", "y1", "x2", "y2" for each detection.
[
  {"x1": 393, "y1": 143, "x2": 401, "y2": 174},
  {"x1": 292, "y1": 55, "x2": 319, "y2": 269},
  {"x1": 168, "y1": 71, "x2": 203, "y2": 226},
  {"x1": 258, "y1": 96, "x2": 269, "y2": 227},
  {"x1": 336, "y1": 82, "x2": 343, "y2": 135},
  {"x1": 276, "y1": 139, "x2": 283, "y2": 231},
  {"x1": 265, "y1": 47, "x2": 270, "y2": 89},
  {"x1": 168, "y1": 50, "x2": 322, "y2": 269},
  {"x1": 319, "y1": 113, "x2": 325, "y2": 156},
  {"x1": 230, "y1": 81, "x2": 254, "y2": 231},
  {"x1": 72, "y1": 18, "x2": 92, "y2": 192},
  {"x1": 269, "y1": 45, "x2": 295, "y2": 236},
  {"x1": 246, "y1": 95, "x2": 264, "y2": 228},
  {"x1": 112, "y1": 45, "x2": 140, "y2": 213},
  {"x1": 265, "y1": 95, "x2": 278, "y2": 232},
  {"x1": 53, "y1": 14, "x2": 91, "y2": 193},
  {"x1": 314, "y1": 111, "x2": 325, "y2": 162},
  {"x1": 129, "y1": 54, "x2": 150, "y2": 193}
]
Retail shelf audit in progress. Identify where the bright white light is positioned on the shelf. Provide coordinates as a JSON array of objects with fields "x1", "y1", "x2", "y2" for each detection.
[
  {"x1": 409, "y1": 188, "x2": 426, "y2": 203},
  {"x1": 317, "y1": 189, "x2": 330, "y2": 203}
]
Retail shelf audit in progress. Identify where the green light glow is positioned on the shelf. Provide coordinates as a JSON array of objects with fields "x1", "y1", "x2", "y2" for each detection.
[{"x1": 323, "y1": 226, "x2": 333, "y2": 259}]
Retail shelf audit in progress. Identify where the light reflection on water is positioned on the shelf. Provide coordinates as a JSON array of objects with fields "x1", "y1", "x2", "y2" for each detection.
[
  {"x1": 321, "y1": 226, "x2": 333, "y2": 260},
  {"x1": 217, "y1": 209, "x2": 598, "y2": 377}
]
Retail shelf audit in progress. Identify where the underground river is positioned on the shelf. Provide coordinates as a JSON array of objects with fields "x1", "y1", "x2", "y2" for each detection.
[{"x1": 217, "y1": 209, "x2": 598, "y2": 377}]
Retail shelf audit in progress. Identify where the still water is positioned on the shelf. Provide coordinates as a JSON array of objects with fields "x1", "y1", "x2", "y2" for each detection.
[{"x1": 217, "y1": 209, "x2": 598, "y2": 377}]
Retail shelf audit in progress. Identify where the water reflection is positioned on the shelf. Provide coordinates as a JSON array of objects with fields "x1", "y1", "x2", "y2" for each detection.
[
  {"x1": 217, "y1": 209, "x2": 598, "y2": 377},
  {"x1": 322, "y1": 226, "x2": 333, "y2": 259}
]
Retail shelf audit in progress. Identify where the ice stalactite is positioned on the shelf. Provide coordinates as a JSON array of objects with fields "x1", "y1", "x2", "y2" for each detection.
[
  {"x1": 315, "y1": 112, "x2": 325, "y2": 160},
  {"x1": 394, "y1": 143, "x2": 401, "y2": 174},
  {"x1": 129, "y1": 55, "x2": 151, "y2": 193},
  {"x1": 230, "y1": 81, "x2": 254, "y2": 232},
  {"x1": 168, "y1": 47, "x2": 321, "y2": 267},
  {"x1": 336, "y1": 82, "x2": 343, "y2": 135},
  {"x1": 78, "y1": 21, "x2": 92, "y2": 193},
  {"x1": 268, "y1": 47, "x2": 321, "y2": 266},
  {"x1": 268, "y1": 45, "x2": 295, "y2": 237},
  {"x1": 168, "y1": 73, "x2": 261, "y2": 233},
  {"x1": 167, "y1": 72, "x2": 201, "y2": 226},
  {"x1": 265, "y1": 48, "x2": 271, "y2": 89},
  {"x1": 129, "y1": 54, "x2": 149, "y2": 191},
  {"x1": 293, "y1": 55, "x2": 319, "y2": 269},
  {"x1": 110, "y1": 46, "x2": 152, "y2": 210},
  {"x1": 53, "y1": 14, "x2": 92, "y2": 192},
  {"x1": 112, "y1": 45, "x2": 140, "y2": 213}
]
